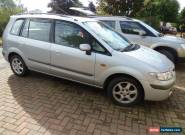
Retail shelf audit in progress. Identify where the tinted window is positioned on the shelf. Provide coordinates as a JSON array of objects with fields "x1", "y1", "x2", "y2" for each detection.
[
  {"x1": 28, "y1": 19, "x2": 51, "y2": 42},
  {"x1": 21, "y1": 20, "x2": 29, "y2": 37},
  {"x1": 11, "y1": 19, "x2": 24, "y2": 35},
  {"x1": 120, "y1": 21, "x2": 147, "y2": 35},
  {"x1": 55, "y1": 21, "x2": 90, "y2": 48},
  {"x1": 102, "y1": 20, "x2": 116, "y2": 29}
]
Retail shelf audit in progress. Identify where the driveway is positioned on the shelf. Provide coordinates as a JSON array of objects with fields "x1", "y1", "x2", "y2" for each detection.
[{"x1": 0, "y1": 52, "x2": 185, "y2": 135}]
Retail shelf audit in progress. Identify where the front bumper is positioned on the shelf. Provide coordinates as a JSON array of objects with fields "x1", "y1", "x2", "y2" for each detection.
[{"x1": 142, "y1": 77, "x2": 175, "y2": 101}]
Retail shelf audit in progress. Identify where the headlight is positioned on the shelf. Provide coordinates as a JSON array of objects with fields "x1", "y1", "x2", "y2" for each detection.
[
  {"x1": 150, "y1": 71, "x2": 174, "y2": 81},
  {"x1": 181, "y1": 44, "x2": 185, "y2": 49}
]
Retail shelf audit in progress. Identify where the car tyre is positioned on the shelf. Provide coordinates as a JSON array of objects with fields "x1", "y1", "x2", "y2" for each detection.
[
  {"x1": 107, "y1": 77, "x2": 143, "y2": 106},
  {"x1": 10, "y1": 55, "x2": 29, "y2": 77},
  {"x1": 158, "y1": 49, "x2": 175, "y2": 63}
]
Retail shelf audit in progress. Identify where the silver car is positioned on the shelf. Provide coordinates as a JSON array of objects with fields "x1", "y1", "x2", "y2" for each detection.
[
  {"x1": 94, "y1": 16, "x2": 185, "y2": 63},
  {"x1": 2, "y1": 14, "x2": 175, "y2": 106}
]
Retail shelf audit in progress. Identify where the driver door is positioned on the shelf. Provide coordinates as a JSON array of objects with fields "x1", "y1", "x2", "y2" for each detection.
[{"x1": 50, "y1": 20, "x2": 95, "y2": 84}]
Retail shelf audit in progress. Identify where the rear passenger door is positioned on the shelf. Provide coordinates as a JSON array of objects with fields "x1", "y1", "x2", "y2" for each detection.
[{"x1": 20, "y1": 18, "x2": 52, "y2": 73}]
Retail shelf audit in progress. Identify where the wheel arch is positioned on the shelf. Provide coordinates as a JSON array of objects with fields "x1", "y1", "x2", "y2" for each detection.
[
  {"x1": 8, "y1": 52, "x2": 21, "y2": 62},
  {"x1": 103, "y1": 73, "x2": 145, "y2": 99},
  {"x1": 154, "y1": 46, "x2": 177, "y2": 60}
]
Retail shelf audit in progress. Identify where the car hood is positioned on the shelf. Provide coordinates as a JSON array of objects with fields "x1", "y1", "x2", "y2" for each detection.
[
  {"x1": 123, "y1": 46, "x2": 174, "y2": 72},
  {"x1": 161, "y1": 35, "x2": 185, "y2": 44}
]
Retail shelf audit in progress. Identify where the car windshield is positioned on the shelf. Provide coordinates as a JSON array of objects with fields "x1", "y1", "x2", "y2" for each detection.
[
  {"x1": 139, "y1": 21, "x2": 161, "y2": 36},
  {"x1": 84, "y1": 21, "x2": 131, "y2": 51}
]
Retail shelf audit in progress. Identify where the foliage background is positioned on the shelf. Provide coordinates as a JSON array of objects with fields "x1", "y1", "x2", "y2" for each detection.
[{"x1": 0, "y1": 0, "x2": 25, "y2": 37}]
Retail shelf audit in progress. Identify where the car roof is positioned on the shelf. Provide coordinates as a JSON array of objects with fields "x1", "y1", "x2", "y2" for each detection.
[{"x1": 11, "y1": 13, "x2": 97, "y2": 23}]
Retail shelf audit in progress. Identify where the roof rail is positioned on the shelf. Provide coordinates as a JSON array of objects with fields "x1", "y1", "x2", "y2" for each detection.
[
  {"x1": 88, "y1": 15, "x2": 133, "y2": 20},
  {"x1": 16, "y1": 12, "x2": 71, "y2": 18}
]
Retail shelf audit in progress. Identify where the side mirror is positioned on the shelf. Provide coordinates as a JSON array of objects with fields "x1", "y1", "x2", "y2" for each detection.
[
  {"x1": 139, "y1": 31, "x2": 146, "y2": 36},
  {"x1": 79, "y1": 44, "x2": 91, "y2": 55}
]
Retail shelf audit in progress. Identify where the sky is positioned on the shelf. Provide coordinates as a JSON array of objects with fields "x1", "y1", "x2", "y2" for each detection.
[{"x1": 18, "y1": 0, "x2": 185, "y2": 12}]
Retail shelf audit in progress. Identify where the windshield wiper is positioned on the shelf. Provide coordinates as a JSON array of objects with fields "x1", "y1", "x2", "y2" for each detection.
[{"x1": 120, "y1": 44, "x2": 136, "y2": 52}]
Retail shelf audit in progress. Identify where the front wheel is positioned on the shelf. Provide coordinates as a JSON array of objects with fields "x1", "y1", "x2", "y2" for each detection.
[
  {"x1": 107, "y1": 77, "x2": 143, "y2": 106},
  {"x1": 10, "y1": 55, "x2": 29, "y2": 76}
]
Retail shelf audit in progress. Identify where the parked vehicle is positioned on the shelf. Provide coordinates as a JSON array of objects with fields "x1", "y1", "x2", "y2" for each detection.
[
  {"x1": 93, "y1": 16, "x2": 185, "y2": 63},
  {"x1": 2, "y1": 14, "x2": 175, "y2": 106}
]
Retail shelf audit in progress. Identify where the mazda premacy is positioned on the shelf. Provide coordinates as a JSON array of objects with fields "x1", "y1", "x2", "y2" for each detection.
[{"x1": 2, "y1": 14, "x2": 176, "y2": 106}]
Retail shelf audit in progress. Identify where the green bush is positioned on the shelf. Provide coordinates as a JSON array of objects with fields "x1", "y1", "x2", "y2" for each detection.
[{"x1": 0, "y1": 7, "x2": 23, "y2": 37}]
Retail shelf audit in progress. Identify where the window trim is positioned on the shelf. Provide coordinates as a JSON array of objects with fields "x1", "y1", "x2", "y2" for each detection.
[
  {"x1": 10, "y1": 18, "x2": 25, "y2": 36},
  {"x1": 53, "y1": 19, "x2": 112, "y2": 56},
  {"x1": 20, "y1": 19, "x2": 30, "y2": 38},
  {"x1": 120, "y1": 21, "x2": 155, "y2": 37}
]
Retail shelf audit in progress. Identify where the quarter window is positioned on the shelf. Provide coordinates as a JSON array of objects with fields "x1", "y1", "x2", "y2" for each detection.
[
  {"x1": 120, "y1": 21, "x2": 147, "y2": 35},
  {"x1": 55, "y1": 21, "x2": 90, "y2": 48},
  {"x1": 28, "y1": 19, "x2": 51, "y2": 42},
  {"x1": 10, "y1": 19, "x2": 24, "y2": 35}
]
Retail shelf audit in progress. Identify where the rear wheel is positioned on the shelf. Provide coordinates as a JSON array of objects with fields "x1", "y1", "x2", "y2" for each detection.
[
  {"x1": 158, "y1": 49, "x2": 175, "y2": 63},
  {"x1": 107, "y1": 77, "x2": 143, "y2": 106},
  {"x1": 10, "y1": 55, "x2": 29, "y2": 76}
]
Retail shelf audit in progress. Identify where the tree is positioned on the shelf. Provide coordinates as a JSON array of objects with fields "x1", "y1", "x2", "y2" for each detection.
[
  {"x1": 48, "y1": 0, "x2": 82, "y2": 14},
  {"x1": 0, "y1": 0, "x2": 24, "y2": 36},
  {"x1": 136, "y1": 0, "x2": 179, "y2": 29},
  {"x1": 158, "y1": 0, "x2": 179, "y2": 23},
  {"x1": 0, "y1": 0, "x2": 16, "y2": 8},
  {"x1": 97, "y1": 0, "x2": 144, "y2": 17},
  {"x1": 88, "y1": 2, "x2": 96, "y2": 13},
  {"x1": 180, "y1": 7, "x2": 185, "y2": 22}
]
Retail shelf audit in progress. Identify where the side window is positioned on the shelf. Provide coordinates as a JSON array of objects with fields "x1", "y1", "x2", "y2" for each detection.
[
  {"x1": 10, "y1": 19, "x2": 24, "y2": 35},
  {"x1": 28, "y1": 19, "x2": 52, "y2": 42},
  {"x1": 102, "y1": 20, "x2": 116, "y2": 29},
  {"x1": 55, "y1": 21, "x2": 90, "y2": 48},
  {"x1": 21, "y1": 19, "x2": 29, "y2": 37},
  {"x1": 120, "y1": 21, "x2": 147, "y2": 35}
]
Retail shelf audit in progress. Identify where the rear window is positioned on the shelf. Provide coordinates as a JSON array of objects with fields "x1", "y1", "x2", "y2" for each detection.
[{"x1": 10, "y1": 19, "x2": 24, "y2": 35}]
